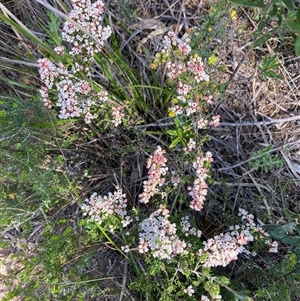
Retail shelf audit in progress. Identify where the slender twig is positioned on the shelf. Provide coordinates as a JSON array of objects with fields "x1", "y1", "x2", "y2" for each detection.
[
  {"x1": 227, "y1": 46, "x2": 253, "y2": 84},
  {"x1": 174, "y1": 0, "x2": 185, "y2": 34},
  {"x1": 215, "y1": 181, "x2": 274, "y2": 192},
  {"x1": 136, "y1": 115, "x2": 300, "y2": 129},
  {"x1": 220, "y1": 115, "x2": 300, "y2": 127},
  {"x1": 219, "y1": 139, "x2": 300, "y2": 171},
  {"x1": 0, "y1": 56, "x2": 38, "y2": 67}
]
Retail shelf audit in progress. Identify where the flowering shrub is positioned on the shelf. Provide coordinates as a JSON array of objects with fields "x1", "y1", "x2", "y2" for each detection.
[
  {"x1": 36, "y1": 1, "x2": 279, "y2": 300},
  {"x1": 61, "y1": 0, "x2": 111, "y2": 57},
  {"x1": 37, "y1": 0, "x2": 127, "y2": 125},
  {"x1": 200, "y1": 208, "x2": 278, "y2": 268},
  {"x1": 151, "y1": 31, "x2": 220, "y2": 131},
  {"x1": 82, "y1": 146, "x2": 278, "y2": 300}
]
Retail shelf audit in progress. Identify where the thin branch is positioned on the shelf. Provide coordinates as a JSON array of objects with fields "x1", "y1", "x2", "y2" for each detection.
[
  {"x1": 219, "y1": 139, "x2": 300, "y2": 171},
  {"x1": 220, "y1": 115, "x2": 300, "y2": 127},
  {"x1": 0, "y1": 57, "x2": 38, "y2": 67}
]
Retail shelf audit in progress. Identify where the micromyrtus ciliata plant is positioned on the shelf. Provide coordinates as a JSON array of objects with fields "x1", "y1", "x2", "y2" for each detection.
[
  {"x1": 82, "y1": 145, "x2": 278, "y2": 300},
  {"x1": 37, "y1": 1, "x2": 279, "y2": 300},
  {"x1": 38, "y1": 0, "x2": 124, "y2": 125}
]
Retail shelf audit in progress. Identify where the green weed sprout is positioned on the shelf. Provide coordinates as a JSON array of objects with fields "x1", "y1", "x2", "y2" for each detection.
[{"x1": 249, "y1": 145, "x2": 284, "y2": 173}]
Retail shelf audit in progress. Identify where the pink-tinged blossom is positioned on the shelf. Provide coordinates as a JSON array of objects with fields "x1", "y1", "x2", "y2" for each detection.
[
  {"x1": 162, "y1": 38, "x2": 212, "y2": 123},
  {"x1": 84, "y1": 111, "x2": 96, "y2": 124},
  {"x1": 176, "y1": 82, "x2": 192, "y2": 96},
  {"x1": 266, "y1": 240, "x2": 278, "y2": 253},
  {"x1": 48, "y1": 76, "x2": 97, "y2": 122},
  {"x1": 162, "y1": 31, "x2": 191, "y2": 55},
  {"x1": 184, "y1": 285, "x2": 194, "y2": 297},
  {"x1": 200, "y1": 228, "x2": 254, "y2": 267},
  {"x1": 81, "y1": 186, "x2": 132, "y2": 228},
  {"x1": 62, "y1": 0, "x2": 111, "y2": 57},
  {"x1": 183, "y1": 138, "x2": 196, "y2": 153},
  {"x1": 209, "y1": 115, "x2": 220, "y2": 127},
  {"x1": 166, "y1": 62, "x2": 187, "y2": 79},
  {"x1": 188, "y1": 152, "x2": 213, "y2": 211},
  {"x1": 204, "y1": 95, "x2": 214, "y2": 105},
  {"x1": 43, "y1": 99, "x2": 52, "y2": 109},
  {"x1": 38, "y1": 58, "x2": 59, "y2": 89},
  {"x1": 186, "y1": 100, "x2": 201, "y2": 116},
  {"x1": 39, "y1": 87, "x2": 52, "y2": 109},
  {"x1": 197, "y1": 118, "x2": 209, "y2": 129},
  {"x1": 98, "y1": 91, "x2": 109, "y2": 102},
  {"x1": 138, "y1": 205, "x2": 187, "y2": 259},
  {"x1": 56, "y1": 79, "x2": 81, "y2": 118},
  {"x1": 39, "y1": 86, "x2": 48, "y2": 98},
  {"x1": 199, "y1": 208, "x2": 279, "y2": 267},
  {"x1": 76, "y1": 80, "x2": 92, "y2": 94},
  {"x1": 37, "y1": 1, "x2": 114, "y2": 124},
  {"x1": 111, "y1": 106, "x2": 125, "y2": 127},
  {"x1": 238, "y1": 208, "x2": 279, "y2": 253},
  {"x1": 187, "y1": 56, "x2": 209, "y2": 82},
  {"x1": 170, "y1": 104, "x2": 184, "y2": 116},
  {"x1": 139, "y1": 146, "x2": 168, "y2": 204},
  {"x1": 54, "y1": 46, "x2": 65, "y2": 55},
  {"x1": 71, "y1": 62, "x2": 86, "y2": 73}
]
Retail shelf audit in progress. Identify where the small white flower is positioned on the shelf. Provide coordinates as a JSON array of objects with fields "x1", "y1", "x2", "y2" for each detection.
[{"x1": 184, "y1": 285, "x2": 194, "y2": 296}]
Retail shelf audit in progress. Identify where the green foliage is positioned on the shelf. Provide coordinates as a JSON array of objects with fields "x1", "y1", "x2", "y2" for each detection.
[
  {"x1": 252, "y1": 209, "x2": 300, "y2": 300},
  {"x1": 39, "y1": 11, "x2": 63, "y2": 46},
  {"x1": 249, "y1": 145, "x2": 283, "y2": 173},
  {"x1": 229, "y1": 0, "x2": 300, "y2": 55},
  {"x1": 0, "y1": 96, "x2": 65, "y2": 214},
  {"x1": 130, "y1": 253, "x2": 236, "y2": 301},
  {"x1": 258, "y1": 54, "x2": 283, "y2": 80},
  {"x1": 167, "y1": 118, "x2": 194, "y2": 149},
  {"x1": 264, "y1": 209, "x2": 300, "y2": 255},
  {"x1": 255, "y1": 252, "x2": 300, "y2": 301},
  {"x1": 6, "y1": 223, "x2": 109, "y2": 300},
  {"x1": 0, "y1": 94, "x2": 103, "y2": 300}
]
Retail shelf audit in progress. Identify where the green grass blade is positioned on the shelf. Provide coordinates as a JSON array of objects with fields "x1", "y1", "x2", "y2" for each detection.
[
  {"x1": 0, "y1": 76, "x2": 37, "y2": 90},
  {"x1": 0, "y1": 11, "x2": 59, "y2": 59}
]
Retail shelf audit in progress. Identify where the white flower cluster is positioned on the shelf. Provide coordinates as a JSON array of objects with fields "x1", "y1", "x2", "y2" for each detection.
[
  {"x1": 111, "y1": 106, "x2": 125, "y2": 127},
  {"x1": 162, "y1": 31, "x2": 191, "y2": 56},
  {"x1": 38, "y1": 0, "x2": 118, "y2": 124},
  {"x1": 238, "y1": 208, "x2": 279, "y2": 253},
  {"x1": 188, "y1": 152, "x2": 213, "y2": 211},
  {"x1": 81, "y1": 186, "x2": 132, "y2": 228},
  {"x1": 184, "y1": 285, "x2": 194, "y2": 296},
  {"x1": 62, "y1": 0, "x2": 112, "y2": 57},
  {"x1": 38, "y1": 58, "x2": 58, "y2": 89},
  {"x1": 181, "y1": 215, "x2": 202, "y2": 237},
  {"x1": 155, "y1": 31, "x2": 221, "y2": 130},
  {"x1": 139, "y1": 146, "x2": 168, "y2": 204},
  {"x1": 199, "y1": 208, "x2": 279, "y2": 268},
  {"x1": 138, "y1": 205, "x2": 187, "y2": 260},
  {"x1": 201, "y1": 228, "x2": 254, "y2": 267}
]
